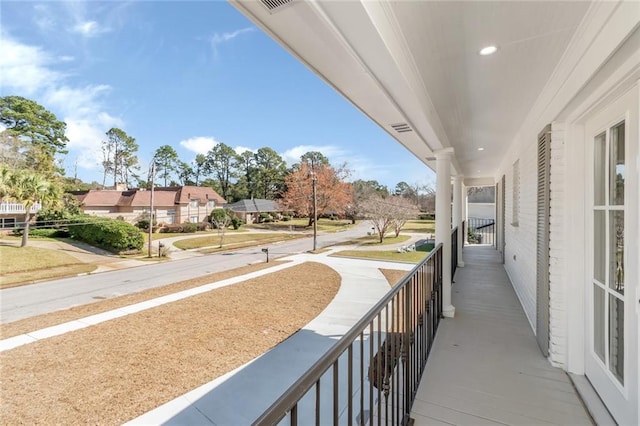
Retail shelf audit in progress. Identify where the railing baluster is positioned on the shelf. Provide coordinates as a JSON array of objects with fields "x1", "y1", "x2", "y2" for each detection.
[
  {"x1": 315, "y1": 380, "x2": 321, "y2": 426},
  {"x1": 369, "y1": 320, "x2": 374, "y2": 426},
  {"x1": 290, "y1": 404, "x2": 297, "y2": 426},
  {"x1": 360, "y1": 331, "x2": 364, "y2": 425},
  {"x1": 348, "y1": 344, "x2": 353, "y2": 426},
  {"x1": 252, "y1": 245, "x2": 444, "y2": 426}
]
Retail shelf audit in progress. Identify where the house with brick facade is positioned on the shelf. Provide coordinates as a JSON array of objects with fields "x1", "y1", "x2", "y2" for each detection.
[
  {"x1": 73, "y1": 186, "x2": 225, "y2": 225},
  {"x1": 230, "y1": 1, "x2": 639, "y2": 424}
]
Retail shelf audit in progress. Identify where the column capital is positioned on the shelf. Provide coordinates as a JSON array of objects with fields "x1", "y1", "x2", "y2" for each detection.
[{"x1": 433, "y1": 147, "x2": 454, "y2": 159}]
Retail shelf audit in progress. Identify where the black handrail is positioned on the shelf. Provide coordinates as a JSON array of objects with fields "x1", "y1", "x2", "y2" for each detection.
[
  {"x1": 253, "y1": 244, "x2": 444, "y2": 425},
  {"x1": 451, "y1": 226, "x2": 458, "y2": 280},
  {"x1": 467, "y1": 217, "x2": 495, "y2": 246}
]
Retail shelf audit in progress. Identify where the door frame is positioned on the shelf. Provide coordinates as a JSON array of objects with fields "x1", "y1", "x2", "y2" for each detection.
[{"x1": 582, "y1": 86, "x2": 638, "y2": 426}]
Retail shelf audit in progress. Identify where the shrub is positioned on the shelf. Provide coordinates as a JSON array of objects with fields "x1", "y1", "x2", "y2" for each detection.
[
  {"x1": 183, "y1": 222, "x2": 197, "y2": 233},
  {"x1": 67, "y1": 216, "x2": 144, "y2": 252},
  {"x1": 159, "y1": 222, "x2": 198, "y2": 233},
  {"x1": 231, "y1": 216, "x2": 243, "y2": 230},
  {"x1": 197, "y1": 222, "x2": 210, "y2": 231},
  {"x1": 259, "y1": 212, "x2": 272, "y2": 223},
  {"x1": 418, "y1": 213, "x2": 435, "y2": 220},
  {"x1": 29, "y1": 228, "x2": 70, "y2": 238}
]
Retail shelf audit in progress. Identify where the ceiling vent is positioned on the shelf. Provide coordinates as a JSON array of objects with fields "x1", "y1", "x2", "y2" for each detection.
[
  {"x1": 260, "y1": 0, "x2": 295, "y2": 13},
  {"x1": 391, "y1": 123, "x2": 412, "y2": 133}
]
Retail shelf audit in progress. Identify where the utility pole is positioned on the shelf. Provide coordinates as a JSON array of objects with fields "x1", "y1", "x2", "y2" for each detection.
[
  {"x1": 148, "y1": 160, "x2": 156, "y2": 258},
  {"x1": 312, "y1": 172, "x2": 317, "y2": 251}
]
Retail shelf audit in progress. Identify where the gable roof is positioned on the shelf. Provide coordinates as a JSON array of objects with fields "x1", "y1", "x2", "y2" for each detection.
[
  {"x1": 227, "y1": 199, "x2": 280, "y2": 213},
  {"x1": 74, "y1": 190, "x2": 126, "y2": 207},
  {"x1": 176, "y1": 186, "x2": 226, "y2": 205},
  {"x1": 73, "y1": 186, "x2": 226, "y2": 208}
]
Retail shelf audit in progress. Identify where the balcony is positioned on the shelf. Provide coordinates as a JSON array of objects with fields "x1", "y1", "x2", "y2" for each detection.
[
  {"x1": 251, "y1": 245, "x2": 591, "y2": 425},
  {"x1": 0, "y1": 202, "x2": 41, "y2": 215},
  {"x1": 409, "y1": 246, "x2": 591, "y2": 425}
]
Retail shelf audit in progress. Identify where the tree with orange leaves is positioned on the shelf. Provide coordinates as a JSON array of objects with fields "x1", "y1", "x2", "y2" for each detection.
[{"x1": 279, "y1": 162, "x2": 353, "y2": 226}]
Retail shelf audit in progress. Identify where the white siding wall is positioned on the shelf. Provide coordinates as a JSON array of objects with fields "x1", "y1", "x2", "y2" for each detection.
[
  {"x1": 498, "y1": 123, "x2": 569, "y2": 366},
  {"x1": 467, "y1": 203, "x2": 495, "y2": 220},
  {"x1": 503, "y1": 138, "x2": 538, "y2": 332}
]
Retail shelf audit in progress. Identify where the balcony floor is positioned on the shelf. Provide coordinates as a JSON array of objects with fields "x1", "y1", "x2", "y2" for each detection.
[{"x1": 410, "y1": 246, "x2": 592, "y2": 425}]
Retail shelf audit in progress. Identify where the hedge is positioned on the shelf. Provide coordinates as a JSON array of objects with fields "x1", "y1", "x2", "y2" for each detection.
[
  {"x1": 159, "y1": 222, "x2": 202, "y2": 233},
  {"x1": 68, "y1": 216, "x2": 144, "y2": 252}
]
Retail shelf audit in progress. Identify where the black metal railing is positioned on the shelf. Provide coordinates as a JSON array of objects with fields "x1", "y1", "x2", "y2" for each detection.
[
  {"x1": 451, "y1": 226, "x2": 458, "y2": 280},
  {"x1": 253, "y1": 244, "x2": 444, "y2": 425},
  {"x1": 466, "y1": 217, "x2": 495, "y2": 246}
]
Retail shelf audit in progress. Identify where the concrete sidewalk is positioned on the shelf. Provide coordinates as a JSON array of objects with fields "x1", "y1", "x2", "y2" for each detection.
[{"x1": 127, "y1": 253, "x2": 414, "y2": 425}]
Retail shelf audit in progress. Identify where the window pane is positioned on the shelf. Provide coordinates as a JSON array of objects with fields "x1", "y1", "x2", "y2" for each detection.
[
  {"x1": 609, "y1": 294, "x2": 624, "y2": 384},
  {"x1": 593, "y1": 285, "x2": 605, "y2": 363},
  {"x1": 609, "y1": 122, "x2": 625, "y2": 205},
  {"x1": 609, "y1": 211, "x2": 624, "y2": 294},
  {"x1": 594, "y1": 132, "x2": 606, "y2": 205},
  {"x1": 594, "y1": 210, "x2": 606, "y2": 284}
]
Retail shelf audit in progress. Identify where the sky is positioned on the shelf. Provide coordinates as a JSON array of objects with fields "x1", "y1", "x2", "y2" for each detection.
[{"x1": 1, "y1": 0, "x2": 435, "y2": 190}]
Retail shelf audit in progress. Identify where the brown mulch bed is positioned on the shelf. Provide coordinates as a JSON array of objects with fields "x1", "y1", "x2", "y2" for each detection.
[
  {"x1": 0, "y1": 261, "x2": 287, "y2": 339},
  {"x1": 379, "y1": 268, "x2": 408, "y2": 287},
  {"x1": 0, "y1": 262, "x2": 340, "y2": 425}
]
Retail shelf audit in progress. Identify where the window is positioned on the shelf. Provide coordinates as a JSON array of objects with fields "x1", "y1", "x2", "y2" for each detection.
[
  {"x1": 511, "y1": 159, "x2": 520, "y2": 226},
  {"x1": 0, "y1": 218, "x2": 16, "y2": 228},
  {"x1": 190, "y1": 216, "x2": 198, "y2": 223},
  {"x1": 207, "y1": 200, "x2": 215, "y2": 208},
  {"x1": 592, "y1": 120, "x2": 625, "y2": 384},
  {"x1": 190, "y1": 199, "x2": 198, "y2": 208}
]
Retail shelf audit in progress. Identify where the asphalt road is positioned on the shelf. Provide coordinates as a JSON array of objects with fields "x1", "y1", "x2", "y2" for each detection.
[{"x1": 0, "y1": 222, "x2": 371, "y2": 323}]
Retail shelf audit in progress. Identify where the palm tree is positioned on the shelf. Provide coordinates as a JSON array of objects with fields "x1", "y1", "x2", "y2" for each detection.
[
  {"x1": 7, "y1": 170, "x2": 60, "y2": 247},
  {"x1": 0, "y1": 165, "x2": 11, "y2": 199}
]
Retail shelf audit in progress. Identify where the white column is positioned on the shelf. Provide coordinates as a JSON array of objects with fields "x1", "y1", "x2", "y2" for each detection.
[
  {"x1": 462, "y1": 181, "x2": 468, "y2": 244},
  {"x1": 435, "y1": 148, "x2": 455, "y2": 318},
  {"x1": 453, "y1": 175, "x2": 465, "y2": 267}
]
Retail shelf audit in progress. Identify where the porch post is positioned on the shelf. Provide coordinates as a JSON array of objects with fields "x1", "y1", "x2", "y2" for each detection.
[
  {"x1": 462, "y1": 181, "x2": 468, "y2": 244},
  {"x1": 453, "y1": 175, "x2": 465, "y2": 267},
  {"x1": 435, "y1": 148, "x2": 455, "y2": 318}
]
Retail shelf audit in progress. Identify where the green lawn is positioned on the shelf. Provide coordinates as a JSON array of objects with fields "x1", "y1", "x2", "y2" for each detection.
[
  {"x1": 330, "y1": 249, "x2": 428, "y2": 263},
  {"x1": 401, "y1": 219, "x2": 436, "y2": 233},
  {"x1": 0, "y1": 245, "x2": 96, "y2": 288},
  {"x1": 173, "y1": 232, "x2": 304, "y2": 250},
  {"x1": 246, "y1": 218, "x2": 355, "y2": 233}
]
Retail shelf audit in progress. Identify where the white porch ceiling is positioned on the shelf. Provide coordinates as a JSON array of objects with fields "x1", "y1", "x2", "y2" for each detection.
[{"x1": 231, "y1": 0, "x2": 592, "y2": 181}]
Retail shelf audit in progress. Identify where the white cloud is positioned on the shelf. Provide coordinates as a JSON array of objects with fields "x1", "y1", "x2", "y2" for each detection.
[
  {"x1": 72, "y1": 20, "x2": 109, "y2": 37},
  {"x1": 210, "y1": 27, "x2": 254, "y2": 46},
  {"x1": 280, "y1": 144, "x2": 348, "y2": 167},
  {"x1": 234, "y1": 146, "x2": 255, "y2": 155},
  {"x1": 0, "y1": 36, "x2": 60, "y2": 95},
  {"x1": 209, "y1": 27, "x2": 254, "y2": 58},
  {"x1": 59, "y1": 55, "x2": 75, "y2": 62},
  {"x1": 0, "y1": 34, "x2": 122, "y2": 170},
  {"x1": 45, "y1": 84, "x2": 111, "y2": 116},
  {"x1": 179, "y1": 136, "x2": 219, "y2": 155}
]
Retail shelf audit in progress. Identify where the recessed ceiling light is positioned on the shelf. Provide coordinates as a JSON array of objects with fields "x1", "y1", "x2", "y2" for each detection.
[
  {"x1": 479, "y1": 45, "x2": 498, "y2": 56},
  {"x1": 477, "y1": 147, "x2": 484, "y2": 151}
]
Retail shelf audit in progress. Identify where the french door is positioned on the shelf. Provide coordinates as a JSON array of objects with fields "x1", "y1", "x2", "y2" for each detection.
[{"x1": 585, "y1": 87, "x2": 638, "y2": 426}]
